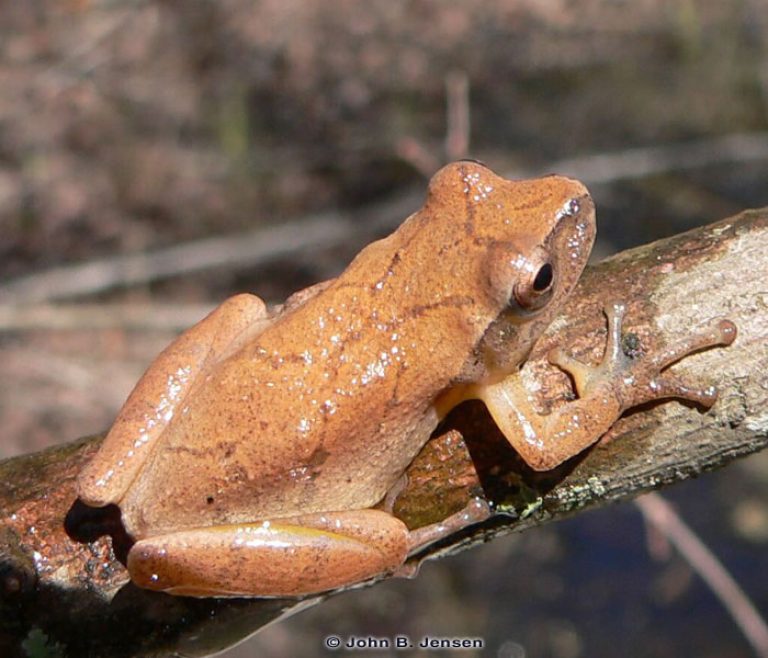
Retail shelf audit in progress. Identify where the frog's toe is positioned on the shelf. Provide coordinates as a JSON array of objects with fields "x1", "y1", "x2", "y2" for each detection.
[
  {"x1": 604, "y1": 300, "x2": 627, "y2": 330},
  {"x1": 617, "y1": 316, "x2": 735, "y2": 409},
  {"x1": 548, "y1": 301, "x2": 631, "y2": 396},
  {"x1": 548, "y1": 346, "x2": 593, "y2": 393},
  {"x1": 647, "y1": 317, "x2": 737, "y2": 372},
  {"x1": 603, "y1": 300, "x2": 628, "y2": 357},
  {"x1": 628, "y1": 373, "x2": 719, "y2": 409}
]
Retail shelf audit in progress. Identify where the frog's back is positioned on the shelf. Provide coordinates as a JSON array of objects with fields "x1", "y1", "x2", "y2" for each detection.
[
  {"x1": 119, "y1": 273, "x2": 471, "y2": 538},
  {"x1": 111, "y1": 160, "x2": 566, "y2": 538}
]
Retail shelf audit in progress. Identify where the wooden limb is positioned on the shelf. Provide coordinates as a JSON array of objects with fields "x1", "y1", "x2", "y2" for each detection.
[{"x1": 1, "y1": 209, "x2": 766, "y2": 658}]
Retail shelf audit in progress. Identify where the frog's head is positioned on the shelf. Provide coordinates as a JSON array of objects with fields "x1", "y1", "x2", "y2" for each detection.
[{"x1": 427, "y1": 161, "x2": 596, "y2": 381}]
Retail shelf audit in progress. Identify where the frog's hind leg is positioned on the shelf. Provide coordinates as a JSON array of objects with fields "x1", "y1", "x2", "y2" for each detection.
[
  {"x1": 78, "y1": 294, "x2": 271, "y2": 507},
  {"x1": 128, "y1": 499, "x2": 493, "y2": 597},
  {"x1": 128, "y1": 509, "x2": 411, "y2": 597}
]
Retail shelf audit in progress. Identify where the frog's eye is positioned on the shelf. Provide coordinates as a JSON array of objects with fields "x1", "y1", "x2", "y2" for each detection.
[
  {"x1": 512, "y1": 259, "x2": 555, "y2": 311},
  {"x1": 533, "y1": 263, "x2": 554, "y2": 292}
]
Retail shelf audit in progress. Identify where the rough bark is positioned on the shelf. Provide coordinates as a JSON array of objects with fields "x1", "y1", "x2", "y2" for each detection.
[{"x1": 1, "y1": 208, "x2": 766, "y2": 658}]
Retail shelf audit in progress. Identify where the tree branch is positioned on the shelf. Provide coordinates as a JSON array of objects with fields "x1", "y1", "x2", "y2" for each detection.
[{"x1": 1, "y1": 208, "x2": 766, "y2": 658}]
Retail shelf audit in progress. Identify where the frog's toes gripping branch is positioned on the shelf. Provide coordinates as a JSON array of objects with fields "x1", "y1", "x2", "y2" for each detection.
[
  {"x1": 476, "y1": 301, "x2": 736, "y2": 472},
  {"x1": 549, "y1": 302, "x2": 737, "y2": 412}
]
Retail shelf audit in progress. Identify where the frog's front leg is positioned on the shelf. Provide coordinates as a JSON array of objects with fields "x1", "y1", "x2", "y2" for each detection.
[
  {"x1": 128, "y1": 500, "x2": 491, "y2": 597},
  {"x1": 474, "y1": 302, "x2": 736, "y2": 471}
]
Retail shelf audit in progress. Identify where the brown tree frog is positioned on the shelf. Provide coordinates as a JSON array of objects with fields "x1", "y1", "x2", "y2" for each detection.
[{"x1": 77, "y1": 161, "x2": 736, "y2": 597}]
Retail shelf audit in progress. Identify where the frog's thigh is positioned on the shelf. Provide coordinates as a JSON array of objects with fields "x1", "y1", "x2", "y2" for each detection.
[
  {"x1": 78, "y1": 293, "x2": 271, "y2": 506},
  {"x1": 128, "y1": 510, "x2": 409, "y2": 597}
]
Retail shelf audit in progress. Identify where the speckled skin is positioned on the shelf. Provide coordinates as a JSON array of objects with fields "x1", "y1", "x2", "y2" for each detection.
[{"x1": 77, "y1": 161, "x2": 732, "y2": 597}]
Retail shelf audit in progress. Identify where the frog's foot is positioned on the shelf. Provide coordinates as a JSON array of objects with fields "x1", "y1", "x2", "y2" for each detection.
[
  {"x1": 395, "y1": 497, "x2": 492, "y2": 580},
  {"x1": 549, "y1": 302, "x2": 737, "y2": 412},
  {"x1": 405, "y1": 497, "x2": 492, "y2": 554}
]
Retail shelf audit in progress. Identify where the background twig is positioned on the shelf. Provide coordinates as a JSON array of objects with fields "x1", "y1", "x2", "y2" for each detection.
[
  {"x1": 636, "y1": 493, "x2": 768, "y2": 658},
  {"x1": 4, "y1": 132, "x2": 768, "y2": 307}
]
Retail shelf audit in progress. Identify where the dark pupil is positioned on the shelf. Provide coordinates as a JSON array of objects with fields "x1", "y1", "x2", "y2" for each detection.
[{"x1": 533, "y1": 263, "x2": 553, "y2": 291}]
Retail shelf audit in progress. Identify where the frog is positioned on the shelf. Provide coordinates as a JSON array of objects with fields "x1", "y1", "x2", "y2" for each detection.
[{"x1": 76, "y1": 161, "x2": 736, "y2": 598}]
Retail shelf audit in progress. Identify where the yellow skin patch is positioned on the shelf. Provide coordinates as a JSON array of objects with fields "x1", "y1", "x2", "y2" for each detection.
[{"x1": 77, "y1": 161, "x2": 735, "y2": 597}]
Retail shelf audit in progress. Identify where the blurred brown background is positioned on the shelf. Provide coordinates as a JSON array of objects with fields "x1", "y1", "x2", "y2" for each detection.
[{"x1": 2, "y1": 1, "x2": 768, "y2": 657}]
